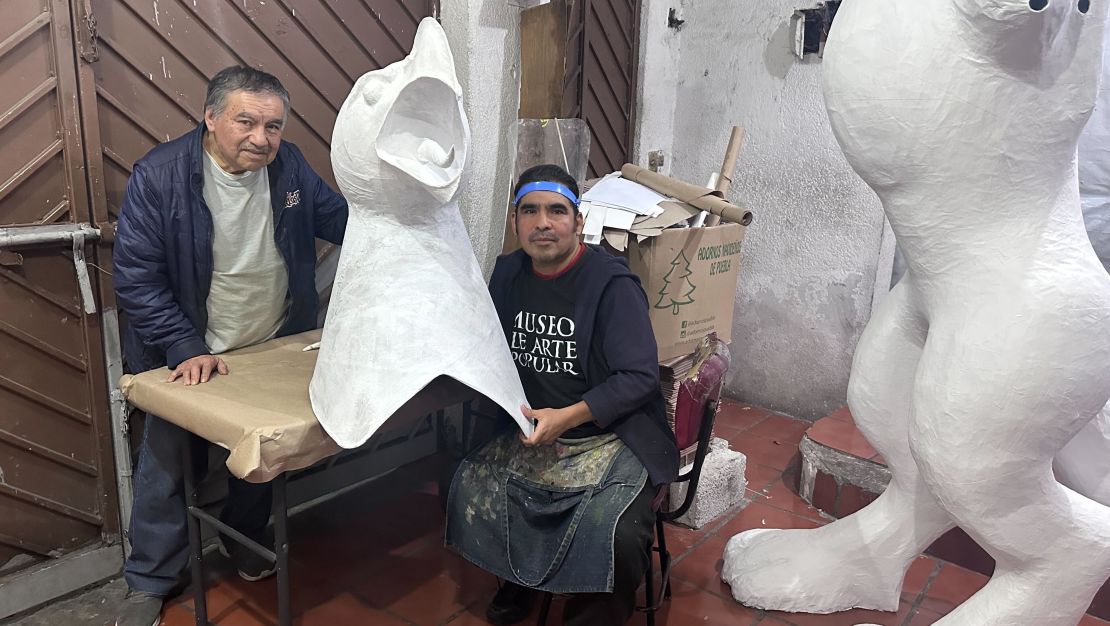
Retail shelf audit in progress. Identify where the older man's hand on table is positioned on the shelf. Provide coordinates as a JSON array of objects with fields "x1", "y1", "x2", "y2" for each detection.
[{"x1": 167, "y1": 354, "x2": 229, "y2": 386}]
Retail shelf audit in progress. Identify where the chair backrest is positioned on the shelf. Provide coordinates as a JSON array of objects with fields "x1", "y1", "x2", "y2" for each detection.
[{"x1": 661, "y1": 335, "x2": 731, "y2": 522}]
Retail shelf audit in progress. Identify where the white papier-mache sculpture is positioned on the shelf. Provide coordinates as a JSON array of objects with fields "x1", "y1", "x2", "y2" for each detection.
[
  {"x1": 723, "y1": 1, "x2": 1110, "y2": 625},
  {"x1": 310, "y1": 17, "x2": 532, "y2": 447},
  {"x1": 1059, "y1": 32, "x2": 1110, "y2": 504}
]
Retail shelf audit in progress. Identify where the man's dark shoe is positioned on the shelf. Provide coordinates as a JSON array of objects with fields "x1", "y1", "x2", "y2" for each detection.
[
  {"x1": 219, "y1": 538, "x2": 277, "y2": 582},
  {"x1": 486, "y1": 581, "x2": 537, "y2": 626},
  {"x1": 115, "y1": 590, "x2": 163, "y2": 626}
]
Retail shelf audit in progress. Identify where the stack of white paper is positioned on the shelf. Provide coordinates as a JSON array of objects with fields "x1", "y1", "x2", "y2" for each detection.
[{"x1": 580, "y1": 172, "x2": 670, "y2": 244}]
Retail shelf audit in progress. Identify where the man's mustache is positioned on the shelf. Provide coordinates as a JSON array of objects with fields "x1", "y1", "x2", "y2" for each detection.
[{"x1": 529, "y1": 233, "x2": 558, "y2": 242}]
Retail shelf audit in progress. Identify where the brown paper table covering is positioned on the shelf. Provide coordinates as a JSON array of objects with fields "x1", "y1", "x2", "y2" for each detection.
[{"x1": 119, "y1": 329, "x2": 478, "y2": 483}]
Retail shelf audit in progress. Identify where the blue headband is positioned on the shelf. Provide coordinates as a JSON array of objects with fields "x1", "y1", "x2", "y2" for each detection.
[{"x1": 513, "y1": 181, "x2": 580, "y2": 207}]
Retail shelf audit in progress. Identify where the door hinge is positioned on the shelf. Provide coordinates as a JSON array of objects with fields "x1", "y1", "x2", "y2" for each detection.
[
  {"x1": 0, "y1": 250, "x2": 23, "y2": 267},
  {"x1": 76, "y1": 0, "x2": 99, "y2": 63}
]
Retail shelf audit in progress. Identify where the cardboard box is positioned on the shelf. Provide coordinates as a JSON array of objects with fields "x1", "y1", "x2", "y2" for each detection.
[{"x1": 621, "y1": 223, "x2": 745, "y2": 361}]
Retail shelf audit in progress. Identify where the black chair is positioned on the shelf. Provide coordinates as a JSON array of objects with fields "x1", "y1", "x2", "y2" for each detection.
[
  {"x1": 637, "y1": 399, "x2": 722, "y2": 625},
  {"x1": 537, "y1": 338, "x2": 731, "y2": 625}
]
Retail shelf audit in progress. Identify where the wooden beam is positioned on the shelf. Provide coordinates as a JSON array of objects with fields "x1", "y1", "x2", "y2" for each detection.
[{"x1": 518, "y1": 0, "x2": 570, "y2": 119}]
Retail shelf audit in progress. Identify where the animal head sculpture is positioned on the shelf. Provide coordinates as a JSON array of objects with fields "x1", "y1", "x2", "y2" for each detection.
[
  {"x1": 331, "y1": 17, "x2": 469, "y2": 214},
  {"x1": 954, "y1": 0, "x2": 1106, "y2": 92},
  {"x1": 822, "y1": 0, "x2": 1107, "y2": 195}
]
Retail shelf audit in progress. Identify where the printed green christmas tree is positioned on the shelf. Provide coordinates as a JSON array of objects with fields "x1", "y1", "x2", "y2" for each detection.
[{"x1": 655, "y1": 251, "x2": 697, "y2": 315}]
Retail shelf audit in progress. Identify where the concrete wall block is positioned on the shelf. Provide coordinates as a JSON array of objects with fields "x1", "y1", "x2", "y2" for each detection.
[{"x1": 669, "y1": 437, "x2": 748, "y2": 529}]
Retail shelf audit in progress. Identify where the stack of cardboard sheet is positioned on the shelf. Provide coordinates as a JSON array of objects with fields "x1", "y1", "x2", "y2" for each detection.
[
  {"x1": 660, "y1": 334, "x2": 725, "y2": 467},
  {"x1": 580, "y1": 173, "x2": 674, "y2": 250},
  {"x1": 600, "y1": 200, "x2": 702, "y2": 252},
  {"x1": 579, "y1": 173, "x2": 704, "y2": 252},
  {"x1": 660, "y1": 352, "x2": 699, "y2": 465},
  {"x1": 579, "y1": 168, "x2": 749, "y2": 253}
]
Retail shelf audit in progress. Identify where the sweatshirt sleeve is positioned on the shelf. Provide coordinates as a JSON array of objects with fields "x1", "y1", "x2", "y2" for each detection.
[{"x1": 581, "y1": 276, "x2": 662, "y2": 428}]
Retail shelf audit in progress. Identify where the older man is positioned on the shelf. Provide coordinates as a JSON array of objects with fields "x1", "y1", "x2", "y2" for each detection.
[{"x1": 113, "y1": 66, "x2": 347, "y2": 626}]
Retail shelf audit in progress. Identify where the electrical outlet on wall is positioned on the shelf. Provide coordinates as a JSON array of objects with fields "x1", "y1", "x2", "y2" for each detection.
[{"x1": 648, "y1": 150, "x2": 666, "y2": 172}]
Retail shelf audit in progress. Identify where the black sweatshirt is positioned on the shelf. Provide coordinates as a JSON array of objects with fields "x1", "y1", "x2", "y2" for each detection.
[{"x1": 489, "y1": 245, "x2": 679, "y2": 486}]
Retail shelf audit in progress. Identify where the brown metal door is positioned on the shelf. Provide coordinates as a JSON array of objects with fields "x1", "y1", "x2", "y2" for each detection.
[
  {"x1": 563, "y1": 0, "x2": 641, "y2": 178},
  {"x1": 0, "y1": 0, "x2": 121, "y2": 581},
  {"x1": 1, "y1": 0, "x2": 441, "y2": 603}
]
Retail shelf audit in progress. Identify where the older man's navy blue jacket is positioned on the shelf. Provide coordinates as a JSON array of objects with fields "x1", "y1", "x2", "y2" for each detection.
[{"x1": 113, "y1": 125, "x2": 348, "y2": 373}]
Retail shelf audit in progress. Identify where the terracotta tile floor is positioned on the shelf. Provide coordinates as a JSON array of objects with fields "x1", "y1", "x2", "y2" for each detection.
[{"x1": 158, "y1": 399, "x2": 1110, "y2": 626}]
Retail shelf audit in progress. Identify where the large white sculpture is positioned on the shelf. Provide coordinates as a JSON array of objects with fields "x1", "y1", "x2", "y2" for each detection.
[
  {"x1": 1080, "y1": 33, "x2": 1110, "y2": 275},
  {"x1": 723, "y1": 1, "x2": 1110, "y2": 624},
  {"x1": 310, "y1": 18, "x2": 532, "y2": 447},
  {"x1": 1059, "y1": 31, "x2": 1110, "y2": 505}
]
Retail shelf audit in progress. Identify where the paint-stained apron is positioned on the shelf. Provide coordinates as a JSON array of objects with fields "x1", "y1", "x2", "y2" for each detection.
[{"x1": 445, "y1": 431, "x2": 647, "y2": 593}]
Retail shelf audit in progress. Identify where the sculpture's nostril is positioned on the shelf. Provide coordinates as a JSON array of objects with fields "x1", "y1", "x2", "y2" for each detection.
[
  {"x1": 1029, "y1": 0, "x2": 1049, "y2": 10},
  {"x1": 1078, "y1": 0, "x2": 1090, "y2": 13}
]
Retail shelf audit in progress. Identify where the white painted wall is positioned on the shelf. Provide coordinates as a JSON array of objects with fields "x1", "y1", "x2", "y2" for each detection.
[
  {"x1": 441, "y1": 1, "x2": 521, "y2": 275},
  {"x1": 634, "y1": 0, "x2": 890, "y2": 420},
  {"x1": 630, "y1": 0, "x2": 683, "y2": 174}
]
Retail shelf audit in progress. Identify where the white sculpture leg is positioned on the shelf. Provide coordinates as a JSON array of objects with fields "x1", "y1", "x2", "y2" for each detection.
[
  {"x1": 723, "y1": 279, "x2": 954, "y2": 613},
  {"x1": 911, "y1": 300, "x2": 1110, "y2": 625},
  {"x1": 724, "y1": 1, "x2": 1110, "y2": 623}
]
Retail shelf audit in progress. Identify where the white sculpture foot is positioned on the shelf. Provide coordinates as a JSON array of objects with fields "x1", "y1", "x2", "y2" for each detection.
[
  {"x1": 931, "y1": 562, "x2": 1110, "y2": 626},
  {"x1": 723, "y1": 523, "x2": 904, "y2": 613},
  {"x1": 722, "y1": 482, "x2": 952, "y2": 614}
]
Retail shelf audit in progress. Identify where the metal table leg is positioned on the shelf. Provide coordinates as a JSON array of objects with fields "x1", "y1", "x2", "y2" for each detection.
[
  {"x1": 182, "y1": 439, "x2": 290, "y2": 625},
  {"x1": 272, "y1": 474, "x2": 291, "y2": 626},
  {"x1": 181, "y1": 439, "x2": 208, "y2": 626},
  {"x1": 461, "y1": 400, "x2": 474, "y2": 452}
]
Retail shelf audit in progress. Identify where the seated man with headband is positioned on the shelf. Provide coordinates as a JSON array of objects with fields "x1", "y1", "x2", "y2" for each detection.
[{"x1": 445, "y1": 164, "x2": 678, "y2": 625}]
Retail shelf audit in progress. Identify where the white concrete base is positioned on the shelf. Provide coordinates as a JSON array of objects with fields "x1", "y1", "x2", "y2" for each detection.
[{"x1": 670, "y1": 437, "x2": 748, "y2": 529}]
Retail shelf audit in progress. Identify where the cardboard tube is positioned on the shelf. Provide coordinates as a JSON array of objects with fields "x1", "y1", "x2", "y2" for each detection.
[
  {"x1": 620, "y1": 164, "x2": 753, "y2": 226},
  {"x1": 705, "y1": 127, "x2": 746, "y2": 227}
]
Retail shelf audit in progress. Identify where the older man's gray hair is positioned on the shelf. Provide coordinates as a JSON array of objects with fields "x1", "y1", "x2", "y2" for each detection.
[{"x1": 204, "y1": 66, "x2": 290, "y2": 121}]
